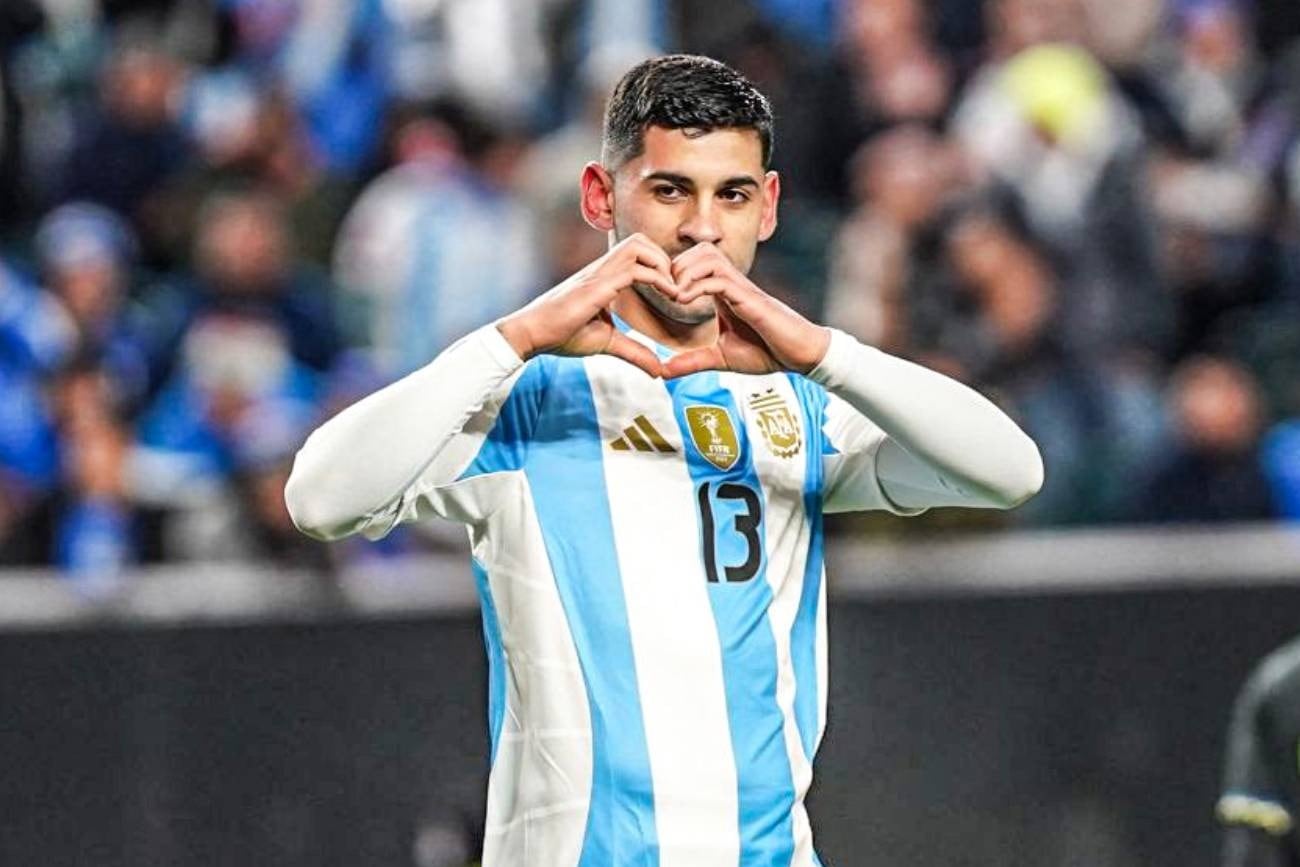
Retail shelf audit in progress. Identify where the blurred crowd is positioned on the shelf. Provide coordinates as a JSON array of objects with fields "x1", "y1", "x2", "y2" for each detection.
[{"x1": 1, "y1": 0, "x2": 1299, "y2": 582}]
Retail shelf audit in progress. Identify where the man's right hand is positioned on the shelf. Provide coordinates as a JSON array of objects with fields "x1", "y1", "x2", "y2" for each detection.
[{"x1": 496, "y1": 233, "x2": 677, "y2": 378}]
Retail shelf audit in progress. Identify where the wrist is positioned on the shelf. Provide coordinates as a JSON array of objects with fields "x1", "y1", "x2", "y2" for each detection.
[
  {"x1": 496, "y1": 317, "x2": 536, "y2": 361},
  {"x1": 791, "y1": 325, "x2": 833, "y2": 375}
]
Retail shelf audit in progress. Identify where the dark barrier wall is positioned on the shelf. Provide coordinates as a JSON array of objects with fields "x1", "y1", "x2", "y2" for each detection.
[{"x1": 4, "y1": 584, "x2": 1300, "y2": 867}]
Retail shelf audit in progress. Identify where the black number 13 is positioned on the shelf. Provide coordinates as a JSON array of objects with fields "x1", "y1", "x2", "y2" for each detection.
[{"x1": 696, "y1": 482, "x2": 763, "y2": 583}]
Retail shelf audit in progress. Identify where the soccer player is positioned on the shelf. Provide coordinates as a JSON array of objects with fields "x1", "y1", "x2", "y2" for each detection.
[
  {"x1": 1218, "y1": 636, "x2": 1300, "y2": 867},
  {"x1": 286, "y1": 55, "x2": 1043, "y2": 866}
]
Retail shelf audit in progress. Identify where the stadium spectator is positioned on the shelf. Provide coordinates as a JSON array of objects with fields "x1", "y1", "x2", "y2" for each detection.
[
  {"x1": 45, "y1": 357, "x2": 141, "y2": 589},
  {"x1": 133, "y1": 310, "x2": 320, "y2": 561},
  {"x1": 1157, "y1": 0, "x2": 1264, "y2": 157},
  {"x1": 333, "y1": 102, "x2": 541, "y2": 376},
  {"x1": 186, "y1": 190, "x2": 342, "y2": 374},
  {"x1": 1136, "y1": 355, "x2": 1277, "y2": 523},
  {"x1": 165, "y1": 85, "x2": 354, "y2": 267},
  {"x1": 824, "y1": 125, "x2": 966, "y2": 354},
  {"x1": 954, "y1": 43, "x2": 1172, "y2": 360},
  {"x1": 54, "y1": 36, "x2": 192, "y2": 254},
  {"x1": 1138, "y1": 0, "x2": 1297, "y2": 362},
  {"x1": 33, "y1": 201, "x2": 175, "y2": 413}
]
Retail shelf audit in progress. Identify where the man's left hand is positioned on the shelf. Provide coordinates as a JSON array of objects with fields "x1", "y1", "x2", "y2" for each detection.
[{"x1": 661, "y1": 243, "x2": 831, "y2": 379}]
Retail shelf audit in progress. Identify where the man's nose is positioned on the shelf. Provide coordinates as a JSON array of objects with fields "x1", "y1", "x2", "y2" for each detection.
[{"x1": 678, "y1": 203, "x2": 723, "y2": 246}]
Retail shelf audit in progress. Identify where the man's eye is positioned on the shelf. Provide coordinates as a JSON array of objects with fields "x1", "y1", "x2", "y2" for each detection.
[
  {"x1": 654, "y1": 185, "x2": 684, "y2": 199},
  {"x1": 720, "y1": 189, "x2": 751, "y2": 203}
]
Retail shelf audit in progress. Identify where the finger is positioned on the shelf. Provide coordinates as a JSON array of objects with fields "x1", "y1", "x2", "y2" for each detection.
[
  {"x1": 581, "y1": 263, "x2": 678, "y2": 308},
  {"x1": 628, "y1": 263, "x2": 680, "y2": 300},
  {"x1": 606, "y1": 236, "x2": 677, "y2": 298},
  {"x1": 675, "y1": 276, "x2": 740, "y2": 306},
  {"x1": 602, "y1": 330, "x2": 664, "y2": 378},
  {"x1": 670, "y1": 243, "x2": 727, "y2": 284},
  {"x1": 624, "y1": 235, "x2": 676, "y2": 281},
  {"x1": 662, "y1": 345, "x2": 729, "y2": 379},
  {"x1": 672, "y1": 257, "x2": 725, "y2": 294}
]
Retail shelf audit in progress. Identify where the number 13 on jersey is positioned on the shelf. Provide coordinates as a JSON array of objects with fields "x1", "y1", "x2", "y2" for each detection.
[{"x1": 695, "y1": 481, "x2": 764, "y2": 584}]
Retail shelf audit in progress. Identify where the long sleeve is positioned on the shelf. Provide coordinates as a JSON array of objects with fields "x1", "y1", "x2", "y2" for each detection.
[
  {"x1": 1217, "y1": 646, "x2": 1300, "y2": 867},
  {"x1": 284, "y1": 324, "x2": 525, "y2": 540},
  {"x1": 808, "y1": 328, "x2": 1043, "y2": 512}
]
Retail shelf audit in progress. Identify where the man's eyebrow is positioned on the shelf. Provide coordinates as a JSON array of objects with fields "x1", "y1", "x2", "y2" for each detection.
[
  {"x1": 642, "y1": 171, "x2": 761, "y2": 190},
  {"x1": 644, "y1": 171, "x2": 695, "y2": 190}
]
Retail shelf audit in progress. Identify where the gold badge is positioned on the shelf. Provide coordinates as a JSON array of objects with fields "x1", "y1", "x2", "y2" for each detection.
[
  {"x1": 685, "y1": 404, "x2": 741, "y2": 470},
  {"x1": 748, "y1": 389, "x2": 802, "y2": 458},
  {"x1": 609, "y1": 415, "x2": 676, "y2": 454}
]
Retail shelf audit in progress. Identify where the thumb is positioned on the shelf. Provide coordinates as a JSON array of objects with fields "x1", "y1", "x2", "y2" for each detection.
[{"x1": 662, "y1": 345, "x2": 728, "y2": 379}]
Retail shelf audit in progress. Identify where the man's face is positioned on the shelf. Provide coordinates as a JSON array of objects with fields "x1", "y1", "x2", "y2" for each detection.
[
  {"x1": 198, "y1": 201, "x2": 289, "y2": 294},
  {"x1": 607, "y1": 125, "x2": 779, "y2": 324}
]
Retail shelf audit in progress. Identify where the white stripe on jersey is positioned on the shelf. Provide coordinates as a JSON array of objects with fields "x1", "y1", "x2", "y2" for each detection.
[
  {"x1": 474, "y1": 473, "x2": 592, "y2": 867},
  {"x1": 587, "y1": 357, "x2": 742, "y2": 867}
]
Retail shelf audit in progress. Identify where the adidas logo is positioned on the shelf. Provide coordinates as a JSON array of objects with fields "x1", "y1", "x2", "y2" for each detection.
[{"x1": 609, "y1": 415, "x2": 676, "y2": 453}]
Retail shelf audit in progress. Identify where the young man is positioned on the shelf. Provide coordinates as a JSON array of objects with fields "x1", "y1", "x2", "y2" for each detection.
[{"x1": 286, "y1": 55, "x2": 1043, "y2": 867}]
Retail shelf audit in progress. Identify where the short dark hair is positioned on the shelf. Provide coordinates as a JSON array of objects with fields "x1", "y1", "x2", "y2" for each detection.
[{"x1": 602, "y1": 54, "x2": 774, "y2": 170}]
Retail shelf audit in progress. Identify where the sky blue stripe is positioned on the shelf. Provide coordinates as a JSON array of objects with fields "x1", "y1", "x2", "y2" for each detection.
[
  {"x1": 524, "y1": 357, "x2": 658, "y2": 866},
  {"x1": 790, "y1": 376, "x2": 829, "y2": 763},
  {"x1": 666, "y1": 371, "x2": 796, "y2": 866},
  {"x1": 457, "y1": 360, "x2": 550, "y2": 481},
  {"x1": 472, "y1": 557, "x2": 508, "y2": 766}
]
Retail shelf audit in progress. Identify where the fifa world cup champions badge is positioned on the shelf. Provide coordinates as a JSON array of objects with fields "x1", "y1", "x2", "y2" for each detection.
[
  {"x1": 685, "y1": 405, "x2": 741, "y2": 470},
  {"x1": 748, "y1": 389, "x2": 802, "y2": 459}
]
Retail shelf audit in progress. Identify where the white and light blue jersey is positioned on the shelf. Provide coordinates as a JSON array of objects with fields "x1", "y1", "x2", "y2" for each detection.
[{"x1": 365, "y1": 328, "x2": 914, "y2": 867}]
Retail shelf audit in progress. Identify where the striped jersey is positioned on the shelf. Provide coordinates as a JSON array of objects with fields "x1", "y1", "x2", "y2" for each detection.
[{"x1": 364, "y1": 326, "x2": 916, "y2": 867}]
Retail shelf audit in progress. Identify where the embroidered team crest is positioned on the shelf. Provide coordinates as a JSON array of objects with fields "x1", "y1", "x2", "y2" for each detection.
[
  {"x1": 685, "y1": 405, "x2": 740, "y2": 470},
  {"x1": 748, "y1": 389, "x2": 802, "y2": 458}
]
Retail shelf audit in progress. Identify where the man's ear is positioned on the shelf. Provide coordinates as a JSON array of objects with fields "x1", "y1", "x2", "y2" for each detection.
[
  {"x1": 758, "y1": 170, "x2": 781, "y2": 242},
  {"x1": 580, "y1": 162, "x2": 616, "y2": 232}
]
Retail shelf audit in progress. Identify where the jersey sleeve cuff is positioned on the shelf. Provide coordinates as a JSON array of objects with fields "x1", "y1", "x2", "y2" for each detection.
[
  {"x1": 807, "y1": 328, "x2": 874, "y2": 389},
  {"x1": 479, "y1": 322, "x2": 527, "y2": 371}
]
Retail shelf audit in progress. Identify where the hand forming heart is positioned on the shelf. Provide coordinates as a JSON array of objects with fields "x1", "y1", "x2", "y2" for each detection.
[{"x1": 497, "y1": 236, "x2": 830, "y2": 380}]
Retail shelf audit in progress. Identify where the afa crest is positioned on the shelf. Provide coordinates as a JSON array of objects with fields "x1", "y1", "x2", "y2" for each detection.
[
  {"x1": 684, "y1": 405, "x2": 740, "y2": 470},
  {"x1": 748, "y1": 389, "x2": 802, "y2": 458}
]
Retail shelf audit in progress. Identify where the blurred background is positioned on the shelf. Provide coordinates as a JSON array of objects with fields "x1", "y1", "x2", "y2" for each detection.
[{"x1": 3, "y1": 0, "x2": 1300, "y2": 865}]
